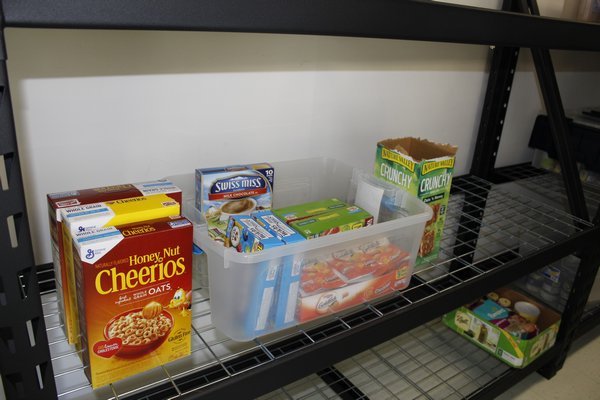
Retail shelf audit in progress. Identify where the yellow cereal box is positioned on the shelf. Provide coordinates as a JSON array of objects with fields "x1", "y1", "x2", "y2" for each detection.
[
  {"x1": 61, "y1": 194, "x2": 181, "y2": 344},
  {"x1": 72, "y1": 216, "x2": 192, "y2": 388}
]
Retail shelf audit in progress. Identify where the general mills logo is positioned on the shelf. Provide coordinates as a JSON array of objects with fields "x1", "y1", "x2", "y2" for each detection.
[{"x1": 85, "y1": 249, "x2": 95, "y2": 260}]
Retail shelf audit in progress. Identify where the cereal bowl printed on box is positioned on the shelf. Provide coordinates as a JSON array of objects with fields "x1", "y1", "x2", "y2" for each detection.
[{"x1": 103, "y1": 308, "x2": 174, "y2": 358}]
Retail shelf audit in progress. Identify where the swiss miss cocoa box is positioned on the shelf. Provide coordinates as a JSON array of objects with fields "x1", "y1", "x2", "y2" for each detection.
[
  {"x1": 47, "y1": 180, "x2": 182, "y2": 341},
  {"x1": 71, "y1": 216, "x2": 192, "y2": 388},
  {"x1": 195, "y1": 163, "x2": 274, "y2": 243},
  {"x1": 375, "y1": 138, "x2": 457, "y2": 266}
]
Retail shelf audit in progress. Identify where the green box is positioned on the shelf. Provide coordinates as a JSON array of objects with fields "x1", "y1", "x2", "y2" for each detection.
[
  {"x1": 374, "y1": 137, "x2": 457, "y2": 265},
  {"x1": 273, "y1": 198, "x2": 348, "y2": 223},
  {"x1": 443, "y1": 288, "x2": 561, "y2": 368},
  {"x1": 289, "y1": 209, "x2": 373, "y2": 239}
]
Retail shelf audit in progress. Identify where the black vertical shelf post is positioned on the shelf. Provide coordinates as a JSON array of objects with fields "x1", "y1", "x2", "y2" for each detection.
[
  {"x1": 515, "y1": 0, "x2": 597, "y2": 378},
  {"x1": 0, "y1": 7, "x2": 57, "y2": 399},
  {"x1": 517, "y1": 0, "x2": 590, "y2": 222},
  {"x1": 539, "y1": 247, "x2": 600, "y2": 378},
  {"x1": 470, "y1": 0, "x2": 521, "y2": 180},
  {"x1": 452, "y1": 0, "x2": 520, "y2": 270}
]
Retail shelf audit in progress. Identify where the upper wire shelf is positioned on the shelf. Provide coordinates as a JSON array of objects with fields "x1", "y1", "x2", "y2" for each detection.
[{"x1": 493, "y1": 163, "x2": 600, "y2": 218}]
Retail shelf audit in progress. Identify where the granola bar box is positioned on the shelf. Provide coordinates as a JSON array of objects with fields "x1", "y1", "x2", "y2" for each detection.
[
  {"x1": 72, "y1": 216, "x2": 192, "y2": 388},
  {"x1": 374, "y1": 138, "x2": 457, "y2": 266},
  {"x1": 46, "y1": 180, "x2": 182, "y2": 341}
]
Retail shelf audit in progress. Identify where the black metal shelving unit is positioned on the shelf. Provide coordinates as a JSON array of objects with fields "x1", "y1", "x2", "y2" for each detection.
[{"x1": 2, "y1": 1, "x2": 600, "y2": 399}]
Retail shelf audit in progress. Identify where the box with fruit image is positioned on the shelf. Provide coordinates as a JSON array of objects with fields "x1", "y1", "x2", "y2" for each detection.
[
  {"x1": 443, "y1": 288, "x2": 561, "y2": 368},
  {"x1": 374, "y1": 137, "x2": 457, "y2": 266}
]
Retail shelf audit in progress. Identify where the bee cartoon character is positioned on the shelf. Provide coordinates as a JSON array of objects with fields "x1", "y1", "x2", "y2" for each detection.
[{"x1": 168, "y1": 288, "x2": 191, "y2": 316}]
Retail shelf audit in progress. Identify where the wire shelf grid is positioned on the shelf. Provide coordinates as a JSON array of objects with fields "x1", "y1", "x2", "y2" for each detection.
[
  {"x1": 255, "y1": 320, "x2": 510, "y2": 400},
  {"x1": 493, "y1": 164, "x2": 600, "y2": 216}
]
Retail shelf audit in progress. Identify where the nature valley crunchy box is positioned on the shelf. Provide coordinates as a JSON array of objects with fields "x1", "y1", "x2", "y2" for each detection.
[
  {"x1": 72, "y1": 216, "x2": 192, "y2": 388},
  {"x1": 375, "y1": 138, "x2": 457, "y2": 265},
  {"x1": 46, "y1": 180, "x2": 181, "y2": 343}
]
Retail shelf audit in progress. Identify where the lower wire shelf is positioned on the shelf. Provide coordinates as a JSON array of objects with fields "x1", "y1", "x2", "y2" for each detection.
[
  {"x1": 258, "y1": 320, "x2": 512, "y2": 400},
  {"x1": 41, "y1": 174, "x2": 599, "y2": 399},
  {"x1": 257, "y1": 319, "x2": 562, "y2": 400}
]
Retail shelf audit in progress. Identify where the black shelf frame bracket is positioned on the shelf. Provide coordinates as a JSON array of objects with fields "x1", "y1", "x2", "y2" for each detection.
[
  {"x1": 454, "y1": 0, "x2": 521, "y2": 270},
  {"x1": 2, "y1": 0, "x2": 600, "y2": 51},
  {"x1": 0, "y1": 4, "x2": 57, "y2": 399},
  {"x1": 517, "y1": 0, "x2": 590, "y2": 222},
  {"x1": 539, "y1": 245, "x2": 600, "y2": 378},
  {"x1": 470, "y1": 0, "x2": 521, "y2": 180}
]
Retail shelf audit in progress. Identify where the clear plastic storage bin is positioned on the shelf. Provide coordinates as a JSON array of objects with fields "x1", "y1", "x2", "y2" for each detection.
[{"x1": 173, "y1": 158, "x2": 432, "y2": 341}]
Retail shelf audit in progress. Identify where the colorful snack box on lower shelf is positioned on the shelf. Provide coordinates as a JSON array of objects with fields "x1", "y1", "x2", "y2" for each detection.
[
  {"x1": 46, "y1": 180, "x2": 181, "y2": 343},
  {"x1": 443, "y1": 288, "x2": 561, "y2": 368},
  {"x1": 71, "y1": 216, "x2": 192, "y2": 388},
  {"x1": 60, "y1": 194, "x2": 181, "y2": 344}
]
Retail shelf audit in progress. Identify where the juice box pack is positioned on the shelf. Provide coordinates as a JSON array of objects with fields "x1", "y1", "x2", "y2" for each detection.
[
  {"x1": 46, "y1": 180, "x2": 182, "y2": 342},
  {"x1": 224, "y1": 214, "x2": 288, "y2": 336},
  {"x1": 225, "y1": 215, "x2": 284, "y2": 252},
  {"x1": 252, "y1": 211, "x2": 306, "y2": 329},
  {"x1": 374, "y1": 138, "x2": 457, "y2": 265},
  {"x1": 195, "y1": 163, "x2": 274, "y2": 242},
  {"x1": 61, "y1": 194, "x2": 181, "y2": 344},
  {"x1": 71, "y1": 216, "x2": 193, "y2": 388}
]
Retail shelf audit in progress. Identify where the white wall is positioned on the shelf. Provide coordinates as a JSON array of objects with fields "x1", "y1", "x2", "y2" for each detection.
[{"x1": 5, "y1": 3, "x2": 600, "y2": 265}]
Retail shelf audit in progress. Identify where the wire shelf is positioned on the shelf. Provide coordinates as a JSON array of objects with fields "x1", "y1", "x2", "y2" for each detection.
[
  {"x1": 493, "y1": 164, "x2": 600, "y2": 217},
  {"x1": 41, "y1": 174, "x2": 595, "y2": 399},
  {"x1": 256, "y1": 320, "x2": 510, "y2": 400}
]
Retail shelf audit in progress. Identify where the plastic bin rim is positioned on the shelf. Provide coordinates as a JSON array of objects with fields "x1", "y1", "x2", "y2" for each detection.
[{"x1": 196, "y1": 203, "x2": 432, "y2": 266}]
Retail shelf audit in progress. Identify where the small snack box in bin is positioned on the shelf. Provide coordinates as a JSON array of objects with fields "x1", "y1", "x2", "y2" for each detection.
[
  {"x1": 192, "y1": 158, "x2": 433, "y2": 341},
  {"x1": 443, "y1": 287, "x2": 561, "y2": 368}
]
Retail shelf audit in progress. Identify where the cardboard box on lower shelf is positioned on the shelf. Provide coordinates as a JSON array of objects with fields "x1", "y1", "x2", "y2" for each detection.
[{"x1": 443, "y1": 287, "x2": 561, "y2": 368}]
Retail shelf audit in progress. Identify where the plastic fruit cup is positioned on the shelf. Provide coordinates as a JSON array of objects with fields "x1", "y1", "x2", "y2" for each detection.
[{"x1": 514, "y1": 301, "x2": 541, "y2": 323}]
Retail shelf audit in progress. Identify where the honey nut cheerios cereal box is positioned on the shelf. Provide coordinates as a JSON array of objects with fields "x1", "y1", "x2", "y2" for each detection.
[
  {"x1": 61, "y1": 193, "x2": 182, "y2": 345},
  {"x1": 46, "y1": 180, "x2": 181, "y2": 344},
  {"x1": 71, "y1": 216, "x2": 192, "y2": 388}
]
